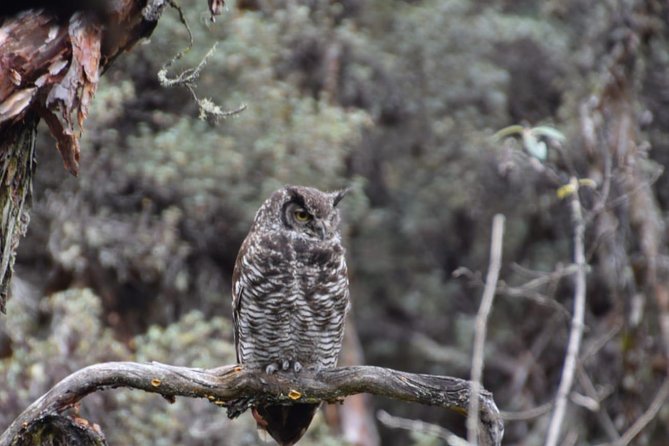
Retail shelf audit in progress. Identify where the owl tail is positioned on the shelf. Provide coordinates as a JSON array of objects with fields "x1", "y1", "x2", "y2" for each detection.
[{"x1": 252, "y1": 403, "x2": 320, "y2": 446}]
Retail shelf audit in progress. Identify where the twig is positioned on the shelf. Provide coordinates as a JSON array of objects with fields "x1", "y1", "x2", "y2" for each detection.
[
  {"x1": 377, "y1": 410, "x2": 469, "y2": 446},
  {"x1": 491, "y1": 264, "x2": 576, "y2": 317},
  {"x1": 507, "y1": 316, "x2": 561, "y2": 396},
  {"x1": 609, "y1": 377, "x2": 669, "y2": 446},
  {"x1": 577, "y1": 366, "x2": 619, "y2": 441},
  {"x1": 496, "y1": 283, "x2": 571, "y2": 319},
  {"x1": 593, "y1": 164, "x2": 663, "y2": 218},
  {"x1": 157, "y1": 1, "x2": 246, "y2": 121},
  {"x1": 509, "y1": 263, "x2": 579, "y2": 286},
  {"x1": 500, "y1": 402, "x2": 552, "y2": 421},
  {"x1": 467, "y1": 214, "x2": 505, "y2": 444},
  {"x1": 579, "y1": 322, "x2": 622, "y2": 362},
  {"x1": 545, "y1": 177, "x2": 588, "y2": 446},
  {"x1": 0, "y1": 362, "x2": 504, "y2": 446}
]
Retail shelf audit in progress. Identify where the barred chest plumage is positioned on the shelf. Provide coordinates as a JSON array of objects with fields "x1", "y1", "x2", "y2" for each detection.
[{"x1": 232, "y1": 186, "x2": 350, "y2": 374}]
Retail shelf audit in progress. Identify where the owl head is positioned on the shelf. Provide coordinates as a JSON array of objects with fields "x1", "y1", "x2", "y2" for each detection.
[{"x1": 255, "y1": 185, "x2": 348, "y2": 241}]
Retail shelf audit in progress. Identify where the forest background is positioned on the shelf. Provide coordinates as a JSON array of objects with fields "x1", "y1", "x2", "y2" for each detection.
[{"x1": 2, "y1": 0, "x2": 669, "y2": 445}]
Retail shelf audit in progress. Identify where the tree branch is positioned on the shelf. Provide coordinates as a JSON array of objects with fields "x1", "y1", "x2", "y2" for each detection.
[
  {"x1": 610, "y1": 376, "x2": 669, "y2": 446},
  {"x1": 377, "y1": 409, "x2": 469, "y2": 446},
  {"x1": 0, "y1": 362, "x2": 504, "y2": 446},
  {"x1": 545, "y1": 177, "x2": 588, "y2": 446},
  {"x1": 467, "y1": 214, "x2": 505, "y2": 444}
]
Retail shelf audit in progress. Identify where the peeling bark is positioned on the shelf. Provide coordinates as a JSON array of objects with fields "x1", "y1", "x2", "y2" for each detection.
[{"x1": 0, "y1": 1, "x2": 164, "y2": 312}]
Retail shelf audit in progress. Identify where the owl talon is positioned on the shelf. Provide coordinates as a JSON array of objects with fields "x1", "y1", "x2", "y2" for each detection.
[
  {"x1": 281, "y1": 359, "x2": 290, "y2": 371},
  {"x1": 293, "y1": 361, "x2": 303, "y2": 372},
  {"x1": 265, "y1": 363, "x2": 279, "y2": 374}
]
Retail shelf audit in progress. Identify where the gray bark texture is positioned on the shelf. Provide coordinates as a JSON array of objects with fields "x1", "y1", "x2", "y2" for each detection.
[{"x1": 0, "y1": 362, "x2": 504, "y2": 446}]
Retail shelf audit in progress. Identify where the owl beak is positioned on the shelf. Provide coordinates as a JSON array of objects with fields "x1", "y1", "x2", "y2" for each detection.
[{"x1": 315, "y1": 220, "x2": 327, "y2": 240}]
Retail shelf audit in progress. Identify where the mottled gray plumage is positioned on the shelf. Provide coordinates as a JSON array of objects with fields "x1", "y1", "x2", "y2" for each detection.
[{"x1": 232, "y1": 185, "x2": 350, "y2": 445}]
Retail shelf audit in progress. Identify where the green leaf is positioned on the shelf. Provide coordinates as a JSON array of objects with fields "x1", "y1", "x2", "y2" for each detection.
[
  {"x1": 531, "y1": 126, "x2": 566, "y2": 143},
  {"x1": 493, "y1": 125, "x2": 525, "y2": 140},
  {"x1": 522, "y1": 129, "x2": 547, "y2": 160}
]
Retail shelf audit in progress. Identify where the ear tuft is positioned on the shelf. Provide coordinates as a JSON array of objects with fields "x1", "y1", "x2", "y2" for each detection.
[
  {"x1": 285, "y1": 185, "x2": 300, "y2": 198},
  {"x1": 332, "y1": 187, "x2": 351, "y2": 207}
]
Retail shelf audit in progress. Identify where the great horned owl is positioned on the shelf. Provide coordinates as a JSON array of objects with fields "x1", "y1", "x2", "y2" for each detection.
[{"x1": 232, "y1": 185, "x2": 350, "y2": 445}]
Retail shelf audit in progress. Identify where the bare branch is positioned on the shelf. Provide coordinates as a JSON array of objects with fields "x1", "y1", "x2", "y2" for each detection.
[
  {"x1": 467, "y1": 214, "x2": 505, "y2": 445},
  {"x1": 157, "y1": 2, "x2": 246, "y2": 121},
  {"x1": 377, "y1": 410, "x2": 469, "y2": 446},
  {"x1": 500, "y1": 402, "x2": 552, "y2": 421},
  {"x1": 610, "y1": 377, "x2": 669, "y2": 446},
  {"x1": 0, "y1": 362, "x2": 504, "y2": 446},
  {"x1": 576, "y1": 366, "x2": 619, "y2": 441},
  {"x1": 496, "y1": 282, "x2": 570, "y2": 319},
  {"x1": 545, "y1": 177, "x2": 588, "y2": 446},
  {"x1": 460, "y1": 263, "x2": 573, "y2": 318}
]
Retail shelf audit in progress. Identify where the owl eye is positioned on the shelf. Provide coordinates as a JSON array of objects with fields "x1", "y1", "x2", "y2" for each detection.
[{"x1": 294, "y1": 209, "x2": 311, "y2": 222}]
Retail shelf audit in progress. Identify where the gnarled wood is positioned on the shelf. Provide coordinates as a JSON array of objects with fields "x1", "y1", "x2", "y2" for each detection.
[{"x1": 0, "y1": 362, "x2": 504, "y2": 446}]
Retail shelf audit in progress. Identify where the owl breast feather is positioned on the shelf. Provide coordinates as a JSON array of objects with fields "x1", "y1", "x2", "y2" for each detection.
[{"x1": 235, "y1": 231, "x2": 349, "y2": 371}]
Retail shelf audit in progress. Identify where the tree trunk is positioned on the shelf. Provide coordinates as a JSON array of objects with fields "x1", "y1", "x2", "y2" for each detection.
[
  {"x1": 0, "y1": 0, "x2": 168, "y2": 312},
  {"x1": 0, "y1": 114, "x2": 37, "y2": 313}
]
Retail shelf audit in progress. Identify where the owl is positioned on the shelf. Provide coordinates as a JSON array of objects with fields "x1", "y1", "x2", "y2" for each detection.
[{"x1": 232, "y1": 185, "x2": 350, "y2": 446}]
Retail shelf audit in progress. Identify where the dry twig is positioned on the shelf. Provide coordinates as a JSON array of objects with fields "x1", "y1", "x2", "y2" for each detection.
[
  {"x1": 467, "y1": 214, "x2": 505, "y2": 444},
  {"x1": 545, "y1": 177, "x2": 588, "y2": 446},
  {"x1": 158, "y1": 1, "x2": 246, "y2": 121},
  {"x1": 577, "y1": 366, "x2": 619, "y2": 442},
  {"x1": 609, "y1": 377, "x2": 669, "y2": 446},
  {"x1": 377, "y1": 410, "x2": 469, "y2": 446},
  {"x1": 500, "y1": 402, "x2": 552, "y2": 421}
]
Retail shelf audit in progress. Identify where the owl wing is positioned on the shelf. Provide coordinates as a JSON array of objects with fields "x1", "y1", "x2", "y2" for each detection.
[{"x1": 231, "y1": 238, "x2": 249, "y2": 364}]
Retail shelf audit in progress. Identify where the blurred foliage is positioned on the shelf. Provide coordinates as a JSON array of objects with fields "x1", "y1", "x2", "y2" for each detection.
[
  {"x1": 2, "y1": 0, "x2": 669, "y2": 444},
  {"x1": 0, "y1": 288, "x2": 345, "y2": 445}
]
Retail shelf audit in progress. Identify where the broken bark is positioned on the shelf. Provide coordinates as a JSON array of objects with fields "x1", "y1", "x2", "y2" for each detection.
[{"x1": 0, "y1": 0, "x2": 168, "y2": 313}]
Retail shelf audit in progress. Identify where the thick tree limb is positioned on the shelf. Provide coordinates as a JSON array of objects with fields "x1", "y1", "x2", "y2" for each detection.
[{"x1": 0, "y1": 362, "x2": 504, "y2": 446}]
